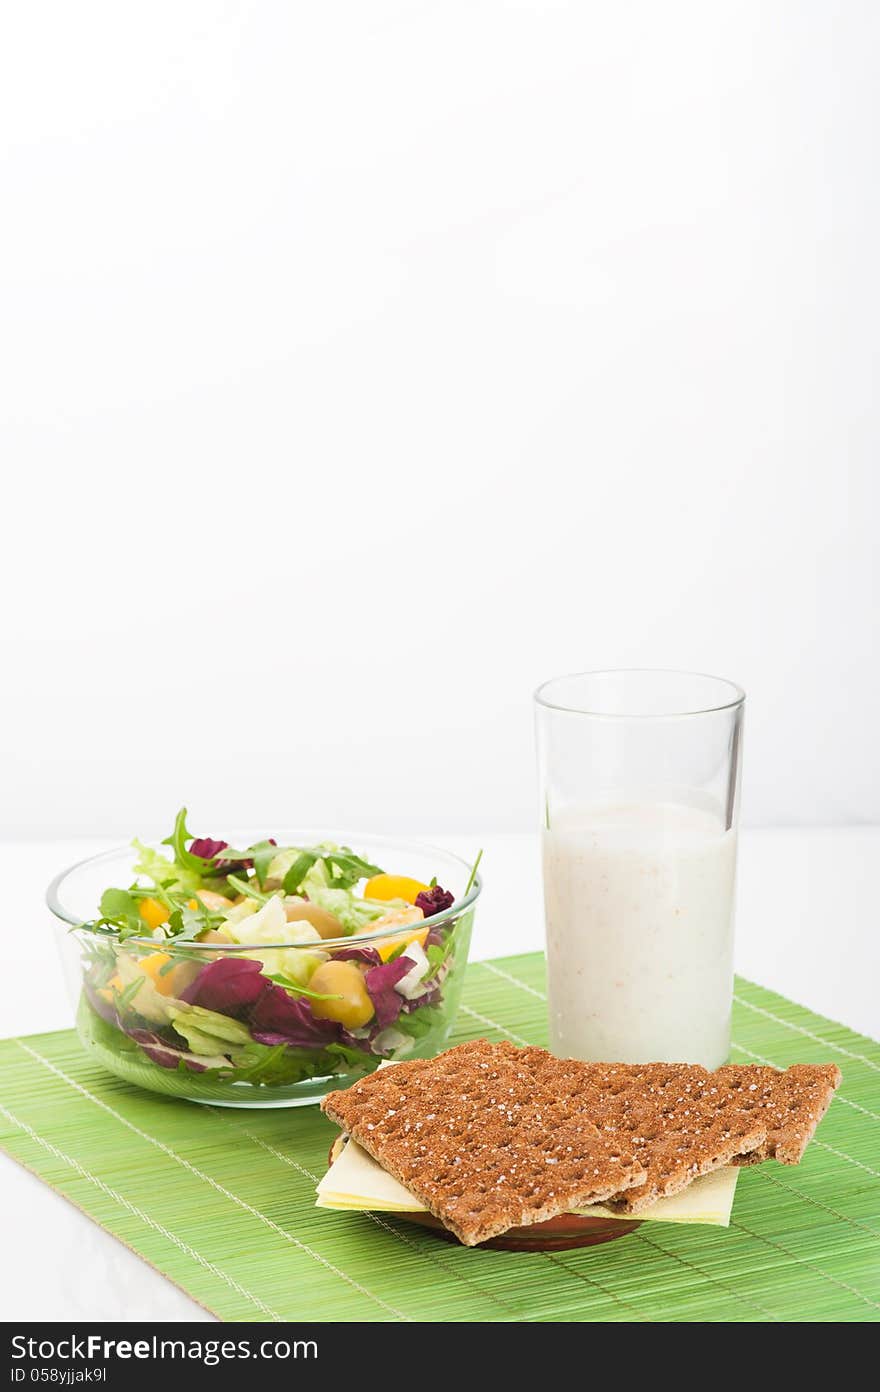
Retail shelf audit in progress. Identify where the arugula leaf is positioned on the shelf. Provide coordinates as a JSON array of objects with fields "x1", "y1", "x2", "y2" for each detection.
[
  {"x1": 395, "y1": 1005, "x2": 445, "y2": 1040},
  {"x1": 323, "y1": 847, "x2": 384, "y2": 889},
  {"x1": 464, "y1": 848, "x2": 483, "y2": 896},
  {"x1": 281, "y1": 844, "x2": 382, "y2": 895},
  {"x1": 324, "y1": 1041, "x2": 374, "y2": 1072},
  {"x1": 281, "y1": 850, "x2": 320, "y2": 895},
  {"x1": 265, "y1": 973, "x2": 344, "y2": 1002},
  {"x1": 100, "y1": 887, "x2": 138, "y2": 921},
  {"x1": 165, "y1": 900, "x2": 220, "y2": 944},
  {"x1": 80, "y1": 879, "x2": 225, "y2": 944},
  {"x1": 95, "y1": 887, "x2": 144, "y2": 938},
  {"x1": 112, "y1": 976, "x2": 146, "y2": 1012},
  {"x1": 384, "y1": 938, "x2": 415, "y2": 962},
  {"x1": 225, "y1": 873, "x2": 272, "y2": 905},
  {"x1": 161, "y1": 807, "x2": 216, "y2": 876},
  {"x1": 251, "y1": 841, "x2": 281, "y2": 889}
]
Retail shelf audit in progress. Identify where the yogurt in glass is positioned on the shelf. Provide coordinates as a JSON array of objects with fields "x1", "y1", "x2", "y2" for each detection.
[{"x1": 543, "y1": 801, "x2": 737, "y2": 1068}]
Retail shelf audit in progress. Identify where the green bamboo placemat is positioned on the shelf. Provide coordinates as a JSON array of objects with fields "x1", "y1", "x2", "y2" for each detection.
[{"x1": 2, "y1": 953, "x2": 878, "y2": 1323}]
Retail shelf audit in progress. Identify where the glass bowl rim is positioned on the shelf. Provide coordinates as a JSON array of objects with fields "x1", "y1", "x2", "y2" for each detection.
[
  {"x1": 534, "y1": 667, "x2": 745, "y2": 719},
  {"x1": 46, "y1": 830, "x2": 482, "y2": 951}
]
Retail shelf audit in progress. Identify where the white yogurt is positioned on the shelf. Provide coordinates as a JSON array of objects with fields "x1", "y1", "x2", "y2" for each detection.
[{"x1": 543, "y1": 802, "x2": 737, "y2": 1067}]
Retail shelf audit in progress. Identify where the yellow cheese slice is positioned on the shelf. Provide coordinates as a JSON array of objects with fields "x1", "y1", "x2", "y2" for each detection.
[{"x1": 316, "y1": 1138, "x2": 739, "y2": 1226}]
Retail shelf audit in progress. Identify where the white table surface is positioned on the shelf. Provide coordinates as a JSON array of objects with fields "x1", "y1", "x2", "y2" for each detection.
[{"x1": 2, "y1": 828, "x2": 878, "y2": 1322}]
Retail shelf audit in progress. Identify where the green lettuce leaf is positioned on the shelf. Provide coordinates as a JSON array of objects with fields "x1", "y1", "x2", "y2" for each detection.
[
  {"x1": 132, "y1": 839, "x2": 204, "y2": 894},
  {"x1": 168, "y1": 1003, "x2": 254, "y2": 1053},
  {"x1": 297, "y1": 859, "x2": 383, "y2": 935}
]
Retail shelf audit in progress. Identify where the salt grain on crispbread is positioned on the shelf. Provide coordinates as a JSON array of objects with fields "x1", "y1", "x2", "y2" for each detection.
[{"x1": 321, "y1": 1039, "x2": 645, "y2": 1246}]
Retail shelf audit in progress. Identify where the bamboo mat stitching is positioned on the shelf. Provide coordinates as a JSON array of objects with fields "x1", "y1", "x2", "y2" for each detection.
[
  {"x1": 632, "y1": 1227, "x2": 780, "y2": 1322},
  {"x1": 731, "y1": 993, "x2": 880, "y2": 1073},
  {"x1": 359, "y1": 1209, "x2": 527, "y2": 1319},
  {"x1": 213, "y1": 1111, "x2": 526, "y2": 1319},
  {"x1": 478, "y1": 961, "x2": 547, "y2": 1000},
  {"x1": 812, "y1": 1141, "x2": 880, "y2": 1181},
  {"x1": 541, "y1": 1251, "x2": 652, "y2": 1323},
  {"x1": 753, "y1": 1165, "x2": 880, "y2": 1240},
  {"x1": 729, "y1": 1215, "x2": 880, "y2": 1314},
  {"x1": 458, "y1": 1002, "x2": 531, "y2": 1046},
  {"x1": 0, "y1": 1103, "x2": 281, "y2": 1322},
  {"x1": 16, "y1": 1040, "x2": 409, "y2": 1324}
]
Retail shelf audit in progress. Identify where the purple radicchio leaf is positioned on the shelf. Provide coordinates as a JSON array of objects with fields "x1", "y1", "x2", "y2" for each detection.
[
  {"x1": 363, "y1": 956, "x2": 414, "y2": 1029},
  {"x1": 249, "y1": 980, "x2": 340, "y2": 1049},
  {"x1": 399, "y1": 982, "x2": 443, "y2": 1012},
  {"x1": 329, "y1": 946, "x2": 382, "y2": 967},
  {"x1": 188, "y1": 836, "x2": 277, "y2": 873},
  {"x1": 83, "y1": 979, "x2": 121, "y2": 1028},
  {"x1": 127, "y1": 1028, "x2": 226, "y2": 1073},
  {"x1": 414, "y1": 885, "x2": 454, "y2": 918},
  {"x1": 338, "y1": 1025, "x2": 380, "y2": 1053},
  {"x1": 188, "y1": 837, "x2": 228, "y2": 860},
  {"x1": 180, "y1": 957, "x2": 267, "y2": 1015},
  {"x1": 424, "y1": 925, "x2": 447, "y2": 948}
]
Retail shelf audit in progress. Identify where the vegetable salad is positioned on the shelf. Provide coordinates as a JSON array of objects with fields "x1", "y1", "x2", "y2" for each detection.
[{"x1": 72, "y1": 811, "x2": 480, "y2": 1102}]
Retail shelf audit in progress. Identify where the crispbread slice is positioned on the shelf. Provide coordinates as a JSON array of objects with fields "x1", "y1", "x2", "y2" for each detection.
[
  {"x1": 321, "y1": 1039, "x2": 645, "y2": 1246},
  {"x1": 572, "y1": 1060, "x2": 841, "y2": 1211},
  {"x1": 714, "y1": 1063, "x2": 842, "y2": 1165},
  {"x1": 569, "y1": 1063, "x2": 769, "y2": 1212}
]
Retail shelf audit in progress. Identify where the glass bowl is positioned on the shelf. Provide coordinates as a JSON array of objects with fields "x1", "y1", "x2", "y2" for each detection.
[{"x1": 48, "y1": 832, "x2": 481, "y2": 1108}]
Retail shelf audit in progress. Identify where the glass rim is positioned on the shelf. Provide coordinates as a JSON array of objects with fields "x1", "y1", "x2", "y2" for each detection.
[
  {"x1": 533, "y1": 668, "x2": 745, "y2": 719},
  {"x1": 46, "y1": 832, "x2": 482, "y2": 950}
]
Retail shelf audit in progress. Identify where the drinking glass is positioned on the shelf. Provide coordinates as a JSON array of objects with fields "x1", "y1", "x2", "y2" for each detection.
[{"x1": 535, "y1": 670, "x2": 745, "y2": 1068}]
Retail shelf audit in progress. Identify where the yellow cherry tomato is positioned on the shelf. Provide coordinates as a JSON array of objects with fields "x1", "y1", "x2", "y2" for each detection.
[
  {"x1": 308, "y1": 960, "x2": 375, "y2": 1028},
  {"x1": 139, "y1": 897, "x2": 171, "y2": 930},
  {"x1": 136, "y1": 951, "x2": 175, "y2": 995},
  {"x1": 364, "y1": 873, "x2": 429, "y2": 904},
  {"x1": 375, "y1": 925, "x2": 430, "y2": 962},
  {"x1": 367, "y1": 905, "x2": 429, "y2": 962},
  {"x1": 196, "y1": 927, "x2": 233, "y2": 944},
  {"x1": 284, "y1": 898, "x2": 345, "y2": 940},
  {"x1": 138, "y1": 950, "x2": 202, "y2": 998},
  {"x1": 195, "y1": 890, "x2": 232, "y2": 912}
]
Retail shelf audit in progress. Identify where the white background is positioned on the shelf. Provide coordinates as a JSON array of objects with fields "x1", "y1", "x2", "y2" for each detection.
[
  {"x1": 1, "y1": 7, "x2": 878, "y2": 1322},
  {"x1": 2, "y1": 0, "x2": 878, "y2": 840}
]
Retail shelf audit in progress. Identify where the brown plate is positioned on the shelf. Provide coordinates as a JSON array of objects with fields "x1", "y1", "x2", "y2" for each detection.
[{"x1": 326, "y1": 1138, "x2": 641, "y2": 1251}]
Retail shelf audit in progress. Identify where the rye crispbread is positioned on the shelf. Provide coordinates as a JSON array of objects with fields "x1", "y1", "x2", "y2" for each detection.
[
  {"x1": 321, "y1": 1039, "x2": 645, "y2": 1246},
  {"x1": 717, "y1": 1063, "x2": 842, "y2": 1165},
  {"x1": 570, "y1": 1060, "x2": 841, "y2": 1208},
  {"x1": 525, "y1": 1061, "x2": 765, "y2": 1213},
  {"x1": 321, "y1": 1043, "x2": 841, "y2": 1239}
]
